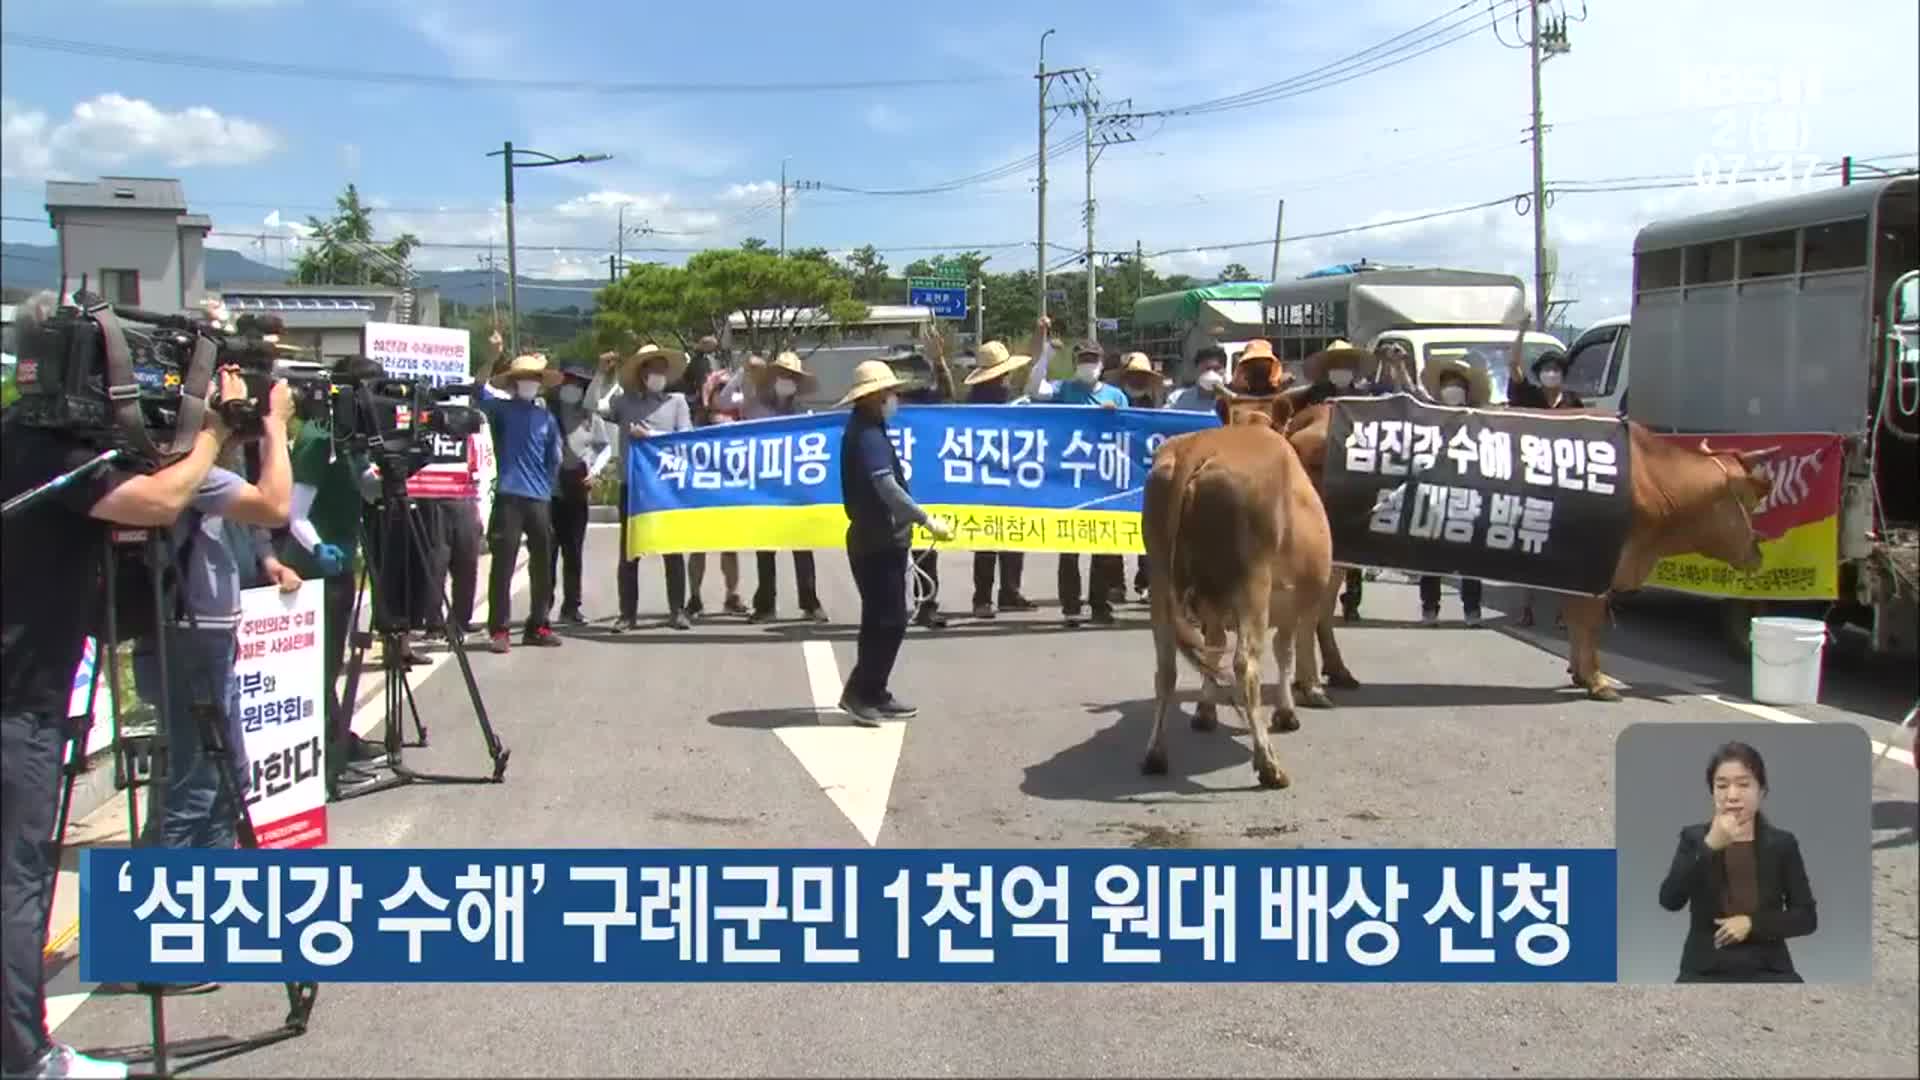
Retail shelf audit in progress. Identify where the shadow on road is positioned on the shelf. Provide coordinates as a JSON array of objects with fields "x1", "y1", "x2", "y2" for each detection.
[
  {"x1": 707, "y1": 706, "x2": 828, "y2": 731},
  {"x1": 1020, "y1": 697, "x2": 1269, "y2": 803},
  {"x1": 1327, "y1": 679, "x2": 1684, "y2": 708},
  {"x1": 1871, "y1": 799, "x2": 1917, "y2": 851},
  {"x1": 546, "y1": 617, "x2": 1147, "y2": 648}
]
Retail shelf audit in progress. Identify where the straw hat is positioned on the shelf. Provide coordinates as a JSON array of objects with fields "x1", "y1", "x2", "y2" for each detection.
[
  {"x1": 1237, "y1": 339, "x2": 1279, "y2": 367},
  {"x1": 1116, "y1": 352, "x2": 1157, "y2": 384},
  {"x1": 1421, "y1": 351, "x2": 1494, "y2": 406},
  {"x1": 835, "y1": 359, "x2": 909, "y2": 407},
  {"x1": 621, "y1": 343, "x2": 689, "y2": 387},
  {"x1": 489, "y1": 353, "x2": 563, "y2": 390},
  {"x1": 1073, "y1": 339, "x2": 1105, "y2": 360},
  {"x1": 1305, "y1": 339, "x2": 1374, "y2": 382},
  {"x1": 964, "y1": 340, "x2": 1031, "y2": 386},
  {"x1": 752, "y1": 350, "x2": 819, "y2": 392}
]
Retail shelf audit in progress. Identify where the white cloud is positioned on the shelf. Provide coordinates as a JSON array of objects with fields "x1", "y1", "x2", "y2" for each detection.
[
  {"x1": 0, "y1": 94, "x2": 279, "y2": 180},
  {"x1": 863, "y1": 103, "x2": 908, "y2": 136}
]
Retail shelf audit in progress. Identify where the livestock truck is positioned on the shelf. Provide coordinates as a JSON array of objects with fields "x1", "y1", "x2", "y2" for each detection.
[
  {"x1": 1626, "y1": 174, "x2": 1919, "y2": 658},
  {"x1": 1257, "y1": 265, "x2": 1567, "y2": 400}
]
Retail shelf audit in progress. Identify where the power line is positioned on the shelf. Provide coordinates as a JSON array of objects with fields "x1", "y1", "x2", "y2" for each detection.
[
  {"x1": 0, "y1": 32, "x2": 1015, "y2": 95},
  {"x1": 1128, "y1": 0, "x2": 1522, "y2": 121},
  {"x1": 1142, "y1": 193, "x2": 1523, "y2": 258}
]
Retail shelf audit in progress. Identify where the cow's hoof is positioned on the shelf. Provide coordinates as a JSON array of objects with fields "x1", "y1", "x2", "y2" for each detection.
[
  {"x1": 1255, "y1": 762, "x2": 1292, "y2": 789},
  {"x1": 1191, "y1": 701, "x2": 1219, "y2": 732},
  {"x1": 1141, "y1": 748, "x2": 1169, "y2": 775},
  {"x1": 1588, "y1": 683, "x2": 1622, "y2": 703},
  {"x1": 1296, "y1": 685, "x2": 1335, "y2": 710},
  {"x1": 1270, "y1": 707, "x2": 1300, "y2": 733},
  {"x1": 1325, "y1": 670, "x2": 1361, "y2": 690}
]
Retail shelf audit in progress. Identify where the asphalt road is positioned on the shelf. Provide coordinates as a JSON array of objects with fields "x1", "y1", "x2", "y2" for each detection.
[{"x1": 52, "y1": 527, "x2": 1920, "y2": 1078}]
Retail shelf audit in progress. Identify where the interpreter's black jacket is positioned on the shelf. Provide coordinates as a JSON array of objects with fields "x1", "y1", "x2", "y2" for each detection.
[{"x1": 1657, "y1": 818, "x2": 1816, "y2": 981}]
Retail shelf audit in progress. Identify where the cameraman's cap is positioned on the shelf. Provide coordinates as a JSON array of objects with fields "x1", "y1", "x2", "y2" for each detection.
[{"x1": 490, "y1": 354, "x2": 562, "y2": 390}]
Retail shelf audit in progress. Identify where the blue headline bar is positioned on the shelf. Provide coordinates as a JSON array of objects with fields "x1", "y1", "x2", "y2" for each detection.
[{"x1": 82, "y1": 848, "x2": 1617, "y2": 983}]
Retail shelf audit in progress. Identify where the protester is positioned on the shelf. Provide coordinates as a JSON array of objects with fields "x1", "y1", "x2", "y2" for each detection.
[
  {"x1": 474, "y1": 353, "x2": 565, "y2": 652},
  {"x1": 597, "y1": 344, "x2": 693, "y2": 630},
  {"x1": 1225, "y1": 338, "x2": 1291, "y2": 399},
  {"x1": 726, "y1": 351, "x2": 828, "y2": 624},
  {"x1": 278, "y1": 354, "x2": 387, "y2": 785},
  {"x1": 0, "y1": 292, "x2": 260, "y2": 1080},
  {"x1": 834, "y1": 360, "x2": 957, "y2": 725},
  {"x1": 1504, "y1": 315, "x2": 1583, "y2": 628},
  {"x1": 1299, "y1": 340, "x2": 1379, "y2": 622},
  {"x1": 687, "y1": 335, "x2": 746, "y2": 618},
  {"x1": 548, "y1": 360, "x2": 613, "y2": 625},
  {"x1": 959, "y1": 338, "x2": 1038, "y2": 619},
  {"x1": 1416, "y1": 351, "x2": 1494, "y2": 627},
  {"x1": 1166, "y1": 345, "x2": 1229, "y2": 411},
  {"x1": 1022, "y1": 323, "x2": 1127, "y2": 626},
  {"x1": 895, "y1": 334, "x2": 960, "y2": 629},
  {"x1": 1114, "y1": 352, "x2": 1162, "y2": 599}
]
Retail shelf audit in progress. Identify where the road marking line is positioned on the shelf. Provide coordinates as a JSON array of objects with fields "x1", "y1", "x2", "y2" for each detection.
[
  {"x1": 775, "y1": 640, "x2": 906, "y2": 846},
  {"x1": 1698, "y1": 694, "x2": 1914, "y2": 767}
]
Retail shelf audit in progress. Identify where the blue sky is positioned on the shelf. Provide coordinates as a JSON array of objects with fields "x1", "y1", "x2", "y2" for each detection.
[{"x1": 3, "y1": 0, "x2": 1915, "y2": 323}]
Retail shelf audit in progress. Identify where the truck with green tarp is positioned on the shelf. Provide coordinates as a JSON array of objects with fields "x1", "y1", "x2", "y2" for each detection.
[{"x1": 1130, "y1": 282, "x2": 1271, "y2": 384}]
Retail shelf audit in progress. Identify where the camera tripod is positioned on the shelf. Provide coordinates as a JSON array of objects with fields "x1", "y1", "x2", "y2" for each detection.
[
  {"x1": 330, "y1": 463, "x2": 509, "y2": 801},
  {"x1": 5, "y1": 456, "x2": 318, "y2": 1078}
]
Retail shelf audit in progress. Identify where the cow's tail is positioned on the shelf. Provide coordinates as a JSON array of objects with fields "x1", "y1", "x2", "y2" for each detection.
[{"x1": 1166, "y1": 456, "x2": 1240, "y2": 684}]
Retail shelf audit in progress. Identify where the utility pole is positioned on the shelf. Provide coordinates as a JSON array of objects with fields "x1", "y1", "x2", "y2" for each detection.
[
  {"x1": 1269, "y1": 199, "x2": 1286, "y2": 281},
  {"x1": 1084, "y1": 95, "x2": 1097, "y2": 341},
  {"x1": 1037, "y1": 29, "x2": 1054, "y2": 318},
  {"x1": 1526, "y1": 0, "x2": 1571, "y2": 332},
  {"x1": 502, "y1": 141, "x2": 519, "y2": 354},
  {"x1": 617, "y1": 203, "x2": 626, "y2": 278},
  {"x1": 1133, "y1": 239, "x2": 1143, "y2": 304},
  {"x1": 779, "y1": 158, "x2": 788, "y2": 256},
  {"x1": 973, "y1": 277, "x2": 985, "y2": 343}
]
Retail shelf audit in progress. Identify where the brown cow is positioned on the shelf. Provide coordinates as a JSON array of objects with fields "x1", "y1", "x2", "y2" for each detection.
[
  {"x1": 1282, "y1": 403, "x2": 1778, "y2": 700},
  {"x1": 1142, "y1": 423, "x2": 1334, "y2": 788}
]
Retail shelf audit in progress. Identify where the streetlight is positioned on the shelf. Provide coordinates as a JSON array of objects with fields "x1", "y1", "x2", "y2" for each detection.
[{"x1": 485, "y1": 142, "x2": 612, "y2": 356}]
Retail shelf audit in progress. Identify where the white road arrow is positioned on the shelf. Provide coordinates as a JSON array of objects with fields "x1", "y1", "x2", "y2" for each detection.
[{"x1": 773, "y1": 640, "x2": 904, "y2": 846}]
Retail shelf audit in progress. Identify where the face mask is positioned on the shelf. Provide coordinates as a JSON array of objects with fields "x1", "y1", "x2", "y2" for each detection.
[
  {"x1": 515, "y1": 380, "x2": 540, "y2": 401},
  {"x1": 880, "y1": 395, "x2": 899, "y2": 420},
  {"x1": 1075, "y1": 362, "x2": 1101, "y2": 384},
  {"x1": 558, "y1": 385, "x2": 583, "y2": 405},
  {"x1": 1538, "y1": 369, "x2": 1564, "y2": 389},
  {"x1": 774, "y1": 377, "x2": 798, "y2": 399},
  {"x1": 1328, "y1": 369, "x2": 1355, "y2": 389},
  {"x1": 1440, "y1": 385, "x2": 1468, "y2": 406},
  {"x1": 645, "y1": 373, "x2": 668, "y2": 394},
  {"x1": 1196, "y1": 369, "x2": 1225, "y2": 392}
]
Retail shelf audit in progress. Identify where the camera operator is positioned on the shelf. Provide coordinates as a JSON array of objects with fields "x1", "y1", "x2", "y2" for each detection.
[
  {"x1": 278, "y1": 354, "x2": 387, "y2": 787},
  {"x1": 130, "y1": 372, "x2": 295, "y2": 854},
  {"x1": 0, "y1": 292, "x2": 250, "y2": 1079}
]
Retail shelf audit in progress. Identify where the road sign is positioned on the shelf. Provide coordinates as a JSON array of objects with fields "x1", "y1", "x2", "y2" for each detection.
[
  {"x1": 1047, "y1": 290, "x2": 1067, "y2": 303},
  {"x1": 909, "y1": 285, "x2": 968, "y2": 320},
  {"x1": 1096, "y1": 318, "x2": 1120, "y2": 332}
]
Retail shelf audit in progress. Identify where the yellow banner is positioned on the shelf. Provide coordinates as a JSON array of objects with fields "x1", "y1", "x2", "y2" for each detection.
[
  {"x1": 1645, "y1": 515, "x2": 1839, "y2": 600},
  {"x1": 623, "y1": 504, "x2": 1151, "y2": 559}
]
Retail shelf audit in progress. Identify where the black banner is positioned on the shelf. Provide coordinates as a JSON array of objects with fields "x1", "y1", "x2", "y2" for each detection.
[{"x1": 1322, "y1": 394, "x2": 1634, "y2": 597}]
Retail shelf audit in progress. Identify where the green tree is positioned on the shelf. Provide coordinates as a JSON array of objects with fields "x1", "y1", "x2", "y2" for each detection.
[
  {"x1": 594, "y1": 249, "x2": 870, "y2": 359},
  {"x1": 292, "y1": 184, "x2": 419, "y2": 286},
  {"x1": 739, "y1": 237, "x2": 770, "y2": 252},
  {"x1": 1218, "y1": 262, "x2": 1255, "y2": 282},
  {"x1": 844, "y1": 244, "x2": 889, "y2": 301}
]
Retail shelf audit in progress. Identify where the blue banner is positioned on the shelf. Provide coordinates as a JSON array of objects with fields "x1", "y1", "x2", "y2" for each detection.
[
  {"x1": 82, "y1": 848, "x2": 1616, "y2": 983},
  {"x1": 621, "y1": 405, "x2": 1219, "y2": 558}
]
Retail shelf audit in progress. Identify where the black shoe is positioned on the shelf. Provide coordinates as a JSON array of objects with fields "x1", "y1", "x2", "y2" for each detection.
[
  {"x1": 685, "y1": 597, "x2": 706, "y2": 619},
  {"x1": 803, "y1": 607, "x2": 830, "y2": 625},
  {"x1": 612, "y1": 616, "x2": 640, "y2": 633},
  {"x1": 558, "y1": 607, "x2": 587, "y2": 625},
  {"x1": 914, "y1": 604, "x2": 947, "y2": 629},
  {"x1": 1090, "y1": 608, "x2": 1117, "y2": 626},
  {"x1": 838, "y1": 694, "x2": 883, "y2": 727},
  {"x1": 748, "y1": 609, "x2": 773, "y2": 624},
  {"x1": 998, "y1": 593, "x2": 1038, "y2": 612},
  {"x1": 1062, "y1": 607, "x2": 1084, "y2": 627},
  {"x1": 876, "y1": 695, "x2": 919, "y2": 719},
  {"x1": 523, "y1": 627, "x2": 563, "y2": 647},
  {"x1": 348, "y1": 735, "x2": 387, "y2": 762},
  {"x1": 972, "y1": 602, "x2": 997, "y2": 619},
  {"x1": 723, "y1": 596, "x2": 748, "y2": 616},
  {"x1": 669, "y1": 612, "x2": 692, "y2": 631}
]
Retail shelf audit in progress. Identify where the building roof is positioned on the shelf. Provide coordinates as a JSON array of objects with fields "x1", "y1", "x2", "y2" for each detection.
[
  {"x1": 177, "y1": 214, "x2": 213, "y2": 231},
  {"x1": 218, "y1": 282, "x2": 402, "y2": 298},
  {"x1": 726, "y1": 303, "x2": 933, "y2": 329},
  {"x1": 45, "y1": 177, "x2": 189, "y2": 213}
]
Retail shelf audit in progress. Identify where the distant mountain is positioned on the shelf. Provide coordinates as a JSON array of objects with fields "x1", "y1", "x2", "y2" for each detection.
[{"x1": 0, "y1": 242, "x2": 602, "y2": 313}]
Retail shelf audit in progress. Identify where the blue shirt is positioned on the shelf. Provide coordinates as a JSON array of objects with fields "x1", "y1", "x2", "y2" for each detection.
[
  {"x1": 840, "y1": 413, "x2": 910, "y2": 555},
  {"x1": 475, "y1": 396, "x2": 563, "y2": 501},
  {"x1": 1045, "y1": 379, "x2": 1129, "y2": 408},
  {"x1": 169, "y1": 466, "x2": 264, "y2": 629}
]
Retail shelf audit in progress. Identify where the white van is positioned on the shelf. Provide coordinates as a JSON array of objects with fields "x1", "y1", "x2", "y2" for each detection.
[{"x1": 1559, "y1": 315, "x2": 1630, "y2": 414}]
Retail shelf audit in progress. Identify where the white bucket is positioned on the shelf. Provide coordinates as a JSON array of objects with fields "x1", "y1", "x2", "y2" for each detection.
[{"x1": 1749, "y1": 616, "x2": 1828, "y2": 706}]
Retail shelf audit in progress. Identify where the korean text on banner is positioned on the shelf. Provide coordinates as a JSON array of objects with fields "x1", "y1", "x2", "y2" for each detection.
[
  {"x1": 1322, "y1": 395, "x2": 1635, "y2": 597},
  {"x1": 1646, "y1": 433, "x2": 1844, "y2": 600},
  {"x1": 80, "y1": 847, "x2": 1615, "y2": 984},
  {"x1": 233, "y1": 582, "x2": 328, "y2": 849},
  {"x1": 622, "y1": 405, "x2": 1220, "y2": 558},
  {"x1": 363, "y1": 320, "x2": 478, "y2": 501}
]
